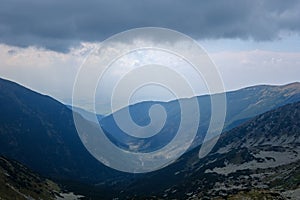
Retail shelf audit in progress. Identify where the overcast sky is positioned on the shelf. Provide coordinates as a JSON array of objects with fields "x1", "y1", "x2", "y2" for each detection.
[
  {"x1": 0, "y1": 0, "x2": 300, "y2": 113},
  {"x1": 1, "y1": 0, "x2": 300, "y2": 51}
]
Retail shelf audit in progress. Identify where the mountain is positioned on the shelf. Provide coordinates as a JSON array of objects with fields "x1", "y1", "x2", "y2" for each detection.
[
  {"x1": 100, "y1": 82, "x2": 300, "y2": 152},
  {"x1": 0, "y1": 77, "x2": 300, "y2": 198},
  {"x1": 0, "y1": 156, "x2": 60, "y2": 200},
  {"x1": 0, "y1": 78, "x2": 127, "y2": 185},
  {"x1": 119, "y1": 101, "x2": 300, "y2": 199},
  {"x1": 0, "y1": 156, "x2": 85, "y2": 200},
  {"x1": 66, "y1": 105, "x2": 105, "y2": 123}
]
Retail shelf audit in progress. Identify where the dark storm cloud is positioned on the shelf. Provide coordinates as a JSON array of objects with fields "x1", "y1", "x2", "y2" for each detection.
[{"x1": 1, "y1": 0, "x2": 300, "y2": 52}]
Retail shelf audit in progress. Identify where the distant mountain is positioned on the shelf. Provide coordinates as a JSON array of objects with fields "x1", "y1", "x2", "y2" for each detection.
[
  {"x1": 101, "y1": 82, "x2": 300, "y2": 152},
  {"x1": 120, "y1": 101, "x2": 300, "y2": 199},
  {"x1": 0, "y1": 156, "x2": 60, "y2": 200},
  {"x1": 66, "y1": 105, "x2": 105, "y2": 123}
]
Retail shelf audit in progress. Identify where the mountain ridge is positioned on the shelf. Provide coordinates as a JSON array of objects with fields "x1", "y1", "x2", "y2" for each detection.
[
  {"x1": 100, "y1": 80, "x2": 300, "y2": 152},
  {"x1": 0, "y1": 76, "x2": 300, "y2": 192},
  {"x1": 118, "y1": 101, "x2": 300, "y2": 199},
  {"x1": 0, "y1": 77, "x2": 127, "y2": 184}
]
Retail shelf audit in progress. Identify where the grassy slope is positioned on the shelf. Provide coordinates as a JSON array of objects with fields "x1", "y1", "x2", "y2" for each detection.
[{"x1": 0, "y1": 156, "x2": 60, "y2": 200}]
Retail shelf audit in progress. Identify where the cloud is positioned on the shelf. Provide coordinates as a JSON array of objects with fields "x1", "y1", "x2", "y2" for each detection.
[
  {"x1": 1, "y1": 41, "x2": 300, "y2": 115},
  {"x1": 210, "y1": 49, "x2": 300, "y2": 90},
  {"x1": 0, "y1": 0, "x2": 300, "y2": 52},
  {"x1": 0, "y1": 43, "x2": 88, "y2": 102}
]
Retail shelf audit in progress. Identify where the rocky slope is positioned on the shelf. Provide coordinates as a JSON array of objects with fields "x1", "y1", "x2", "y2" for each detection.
[
  {"x1": 119, "y1": 101, "x2": 300, "y2": 199},
  {"x1": 0, "y1": 77, "x2": 300, "y2": 199},
  {"x1": 0, "y1": 156, "x2": 60, "y2": 200}
]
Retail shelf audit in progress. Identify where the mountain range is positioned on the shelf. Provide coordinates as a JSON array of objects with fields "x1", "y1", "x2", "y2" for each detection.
[
  {"x1": 118, "y1": 101, "x2": 300, "y2": 199},
  {"x1": 101, "y1": 82, "x2": 300, "y2": 152},
  {"x1": 0, "y1": 77, "x2": 300, "y2": 199}
]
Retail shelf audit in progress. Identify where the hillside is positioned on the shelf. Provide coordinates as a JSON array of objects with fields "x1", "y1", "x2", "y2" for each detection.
[
  {"x1": 0, "y1": 77, "x2": 300, "y2": 199},
  {"x1": 120, "y1": 101, "x2": 300, "y2": 199},
  {"x1": 0, "y1": 78, "x2": 126, "y2": 184},
  {"x1": 0, "y1": 156, "x2": 60, "y2": 200},
  {"x1": 101, "y1": 82, "x2": 300, "y2": 152}
]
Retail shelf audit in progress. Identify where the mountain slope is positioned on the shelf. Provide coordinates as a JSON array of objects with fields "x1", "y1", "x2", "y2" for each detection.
[
  {"x1": 224, "y1": 82, "x2": 300, "y2": 129},
  {"x1": 0, "y1": 156, "x2": 61, "y2": 200},
  {"x1": 120, "y1": 101, "x2": 300, "y2": 199},
  {"x1": 0, "y1": 77, "x2": 299, "y2": 192},
  {"x1": 0, "y1": 78, "x2": 126, "y2": 183},
  {"x1": 101, "y1": 82, "x2": 300, "y2": 152}
]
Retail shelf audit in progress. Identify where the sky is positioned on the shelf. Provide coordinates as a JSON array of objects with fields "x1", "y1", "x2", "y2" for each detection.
[{"x1": 0, "y1": 0, "x2": 300, "y2": 114}]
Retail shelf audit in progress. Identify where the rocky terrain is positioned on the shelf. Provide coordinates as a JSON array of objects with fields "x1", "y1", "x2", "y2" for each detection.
[
  {"x1": 0, "y1": 77, "x2": 300, "y2": 199},
  {"x1": 121, "y1": 102, "x2": 300, "y2": 199},
  {"x1": 0, "y1": 156, "x2": 60, "y2": 200}
]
